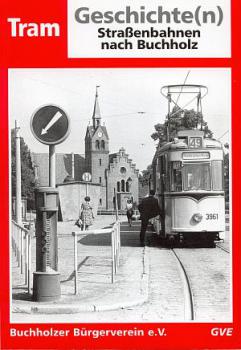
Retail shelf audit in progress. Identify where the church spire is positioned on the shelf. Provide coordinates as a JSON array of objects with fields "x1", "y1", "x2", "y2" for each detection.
[{"x1": 92, "y1": 85, "x2": 101, "y2": 129}]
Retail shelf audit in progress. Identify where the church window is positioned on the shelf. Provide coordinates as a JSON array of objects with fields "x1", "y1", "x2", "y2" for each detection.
[
  {"x1": 99, "y1": 177, "x2": 102, "y2": 184},
  {"x1": 117, "y1": 181, "x2": 120, "y2": 192},
  {"x1": 99, "y1": 198, "x2": 102, "y2": 205},
  {"x1": 95, "y1": 140, "x2": 100, "y2": 149},
  {"x1": 99, "y1": 158, "x2": 102, "y2": 166},
  {"x1": 121, "y1": 179, "x2": 125, "y2": 192},
  {"x1": 101, "y1": 140, "x2": 105, "y2": 150},
  {"x1": 120, "y1": 167, "x2": 127, "y2": 175},
  {"x1": 126, "y1": 181, "x2": 129, "y2": 192}
]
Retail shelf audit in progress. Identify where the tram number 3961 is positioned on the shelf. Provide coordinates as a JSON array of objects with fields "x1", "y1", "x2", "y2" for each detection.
[{"x1": 206, "y1": 213, "x2": 219, "y2": 220}]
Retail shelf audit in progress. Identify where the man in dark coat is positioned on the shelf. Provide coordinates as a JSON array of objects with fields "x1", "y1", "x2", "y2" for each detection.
[{"x1": 138, "y1": 190, "x2": 162, "y2": 245}]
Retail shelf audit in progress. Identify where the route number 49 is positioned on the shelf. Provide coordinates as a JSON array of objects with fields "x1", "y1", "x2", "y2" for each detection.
[
  {"x1": 206, "y1": 213, "x2": 218, "y2": 220},
  {"x1": 189, "y1": 137, "x2": 202, "y2": 148}
]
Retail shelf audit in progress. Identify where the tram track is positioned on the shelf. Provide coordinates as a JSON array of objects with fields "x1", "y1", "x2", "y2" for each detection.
[
  {"x1": 168, "y1": 246, "x2": 231, "y2": 321},
  {"x1": 216, "y1": 243, "x2": 230, "y2": 253},
  {"x1": 148, "y1": 237, "x2": 230, "y2": 321},
  {"x1": 163, "y1": 241, "x2": 230, "y2": 321},
  {"x1": 171, "y1": 249, "x2": 195, "y2": 321},
  {"x1": 140, "y1": 231, "x2": 230, "y2": 321}
]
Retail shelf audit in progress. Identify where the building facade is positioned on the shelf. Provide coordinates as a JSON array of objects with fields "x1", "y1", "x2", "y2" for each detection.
[{"x1": 107, "y1": 148, "x2": 139, "y2": 209}]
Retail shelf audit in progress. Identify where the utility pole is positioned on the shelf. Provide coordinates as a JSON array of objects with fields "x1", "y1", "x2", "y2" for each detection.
[{"x1": 15, "y1": 120, "x2": 22, "y2": 225}]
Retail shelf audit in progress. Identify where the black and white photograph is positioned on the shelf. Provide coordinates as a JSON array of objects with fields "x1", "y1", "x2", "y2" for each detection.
[{"x1": 9, "y1": 68, "x2": 231, "y2": 323}]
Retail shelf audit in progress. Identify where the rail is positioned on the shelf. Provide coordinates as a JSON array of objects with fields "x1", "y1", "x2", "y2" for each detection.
[
  {"x1": 72, "y1": 221, "x2": 121, "y2": 295},
  {"x1": 11, "y1": 220, "x2": 32, "y2": 294},
  {"x1": 172, "y1": 249, "x2": 195, "y2": 321},
  {"x1": 216, "y1": 243, "x2": 230, "y2": 253}
]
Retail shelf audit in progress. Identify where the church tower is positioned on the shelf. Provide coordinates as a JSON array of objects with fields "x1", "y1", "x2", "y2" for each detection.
[{"x1": 85, "y1": 87, "x2": 109, "y2": 208}]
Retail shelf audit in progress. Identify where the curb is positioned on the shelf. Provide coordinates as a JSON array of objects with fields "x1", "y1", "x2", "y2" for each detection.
[{"x1": 12, "y1": 296, "x2": 149, "y2": 314}]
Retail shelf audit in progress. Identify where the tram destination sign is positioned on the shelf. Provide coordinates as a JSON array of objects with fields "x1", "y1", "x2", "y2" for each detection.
[
  {"x1": 31, "y1": 105, "x2": 70, "y2": 145},
  {"x1": 182, "y1": 152, "x2": 210, "y2": 160}
]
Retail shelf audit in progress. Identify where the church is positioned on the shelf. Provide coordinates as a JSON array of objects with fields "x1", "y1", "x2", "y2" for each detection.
[{"x1": 32, "y1": 88, "x2": 139, "y2": 211}]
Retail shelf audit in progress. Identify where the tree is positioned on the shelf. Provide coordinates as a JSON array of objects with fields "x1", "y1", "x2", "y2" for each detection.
[
  {"x1": 151, "y1": 108, "x2": 213, "y2": 143},
  {"x1": 138, "y1": 165, "x2": 153, "y2": 198},
  {"x1": 139, "y1": 165, "x2": 152, "y2": 187},
  {"x1": 11, "y1": 129, "x2": 36, "y2": 209}
]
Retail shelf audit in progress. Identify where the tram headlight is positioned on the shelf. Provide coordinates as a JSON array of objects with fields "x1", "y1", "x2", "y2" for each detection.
[{"x1": 192, "y1": 213, "x2": 203, "y2": 223}]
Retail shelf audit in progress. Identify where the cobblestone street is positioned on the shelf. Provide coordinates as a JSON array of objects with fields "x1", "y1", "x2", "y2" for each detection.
[
  {"x1": 173, "y1": 248, "x2": 231, "y2": 321},
  {"x1": 12, "y1": 216, "x2": 231, "y2": 323}
]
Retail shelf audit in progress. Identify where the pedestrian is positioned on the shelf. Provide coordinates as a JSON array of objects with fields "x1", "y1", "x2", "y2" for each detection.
[
  {"x1": 79, "y1": 196, "x2": 94, "y2": 230},
  {"x1": 126, "y1": 199, "x2": 133, "y2": 227},
  {"x1": 138, "y1": 190, "x2": 162, "y2": 246}
]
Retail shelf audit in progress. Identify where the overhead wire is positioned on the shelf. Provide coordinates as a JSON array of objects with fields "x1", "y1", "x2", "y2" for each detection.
[
  {"x1": 218, "y1": 130, "x2": 229, "y2": 140},
  {"x1": 175, "y1": 70, "x2": 191, "y2": 106}
]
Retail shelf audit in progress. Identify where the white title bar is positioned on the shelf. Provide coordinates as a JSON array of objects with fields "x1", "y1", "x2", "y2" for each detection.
[{"x1": 68, "y1": 0, "x2": 231, "y2": 58}]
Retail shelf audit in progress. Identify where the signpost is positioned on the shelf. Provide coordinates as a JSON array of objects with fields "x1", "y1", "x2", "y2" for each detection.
[
  {"x1": 31, "y1": 105, "x2": 70, "y2": 187},
  {"x1": 31, "y1": 105, "x2": 70, "y2": 145},
  {"x1": 30, "y1": 105, "x2": 70, "y2": 301},
  {"x1": 82, "y1": 172, "x2": 92, "y2": 196}
]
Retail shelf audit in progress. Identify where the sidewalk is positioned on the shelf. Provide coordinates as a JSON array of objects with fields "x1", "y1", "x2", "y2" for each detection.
[{"x1": 12, "y1": 216, "x2": 149, "y2": 314}]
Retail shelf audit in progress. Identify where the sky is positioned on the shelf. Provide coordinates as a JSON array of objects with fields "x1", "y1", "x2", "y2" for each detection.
[{"x1": 9, "y1": 68, "x2": 231, "y2": 172}]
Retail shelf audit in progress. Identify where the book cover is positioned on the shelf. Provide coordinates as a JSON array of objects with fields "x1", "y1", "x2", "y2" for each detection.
[{"x1": 0, "y1": 0, "x2": 240, "y2": 349}]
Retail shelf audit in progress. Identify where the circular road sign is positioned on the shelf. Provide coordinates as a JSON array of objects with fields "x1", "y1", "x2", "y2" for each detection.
[
  {"x1": 82, "y1": 172, "x2": 92, "y2": 182},
  {"x1": 31, "y1": 105, "x2": 70, "y2": 145}
]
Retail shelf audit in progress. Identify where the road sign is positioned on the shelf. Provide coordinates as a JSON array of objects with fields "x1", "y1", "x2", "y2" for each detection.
[
  {"x1": 82, "y1": 172, "x2": 92, "y2": 182},
  {"x1": 31, "y1": 105, "x2": 70, "y2": 145}
]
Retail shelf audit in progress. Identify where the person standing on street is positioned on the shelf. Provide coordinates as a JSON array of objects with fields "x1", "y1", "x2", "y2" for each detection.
[
  {"x1": 126, "y1": 199, "x2": 133, "y2": 227},
  {"x1": 138, "y1": 190, "x2": 162, "y2": 246},
  {"x1": 80, "y1": 196, "x2": 94, "y2": 230}
]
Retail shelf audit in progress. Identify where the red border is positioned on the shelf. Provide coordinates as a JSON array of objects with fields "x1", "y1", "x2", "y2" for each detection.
[{"x1": 0, "y1": 0, "x2": 241, "y2": 349}]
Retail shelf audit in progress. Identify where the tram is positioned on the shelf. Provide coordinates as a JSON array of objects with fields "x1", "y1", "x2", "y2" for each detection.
[{"x1": 151, "y1": 85, "x2": 225, "y2": 245}]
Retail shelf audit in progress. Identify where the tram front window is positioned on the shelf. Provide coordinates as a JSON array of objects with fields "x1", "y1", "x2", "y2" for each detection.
[
  {"x1": 183, "y1": 163, "x2": 211, "y2": 191},
  {"x1": 212, "y1": 160, "x2": 223, "y2": 190}
]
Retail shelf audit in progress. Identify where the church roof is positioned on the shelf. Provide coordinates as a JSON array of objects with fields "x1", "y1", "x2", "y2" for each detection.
[
  {"x1": 86, "y1": 125, "x2": 109, "y2": 140},
  {"x1": 86, "y1": 125, "x2": 95, "y2": 137},
  {"x1": 92, "y1": 91, "x2": 101, "y2": 120},
  {"x1": 31, "y1": 152, "x2": 85, "y2": 186},
  {"x1": 84, "y1": 87, "x2": 109, "y2": 140}
]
